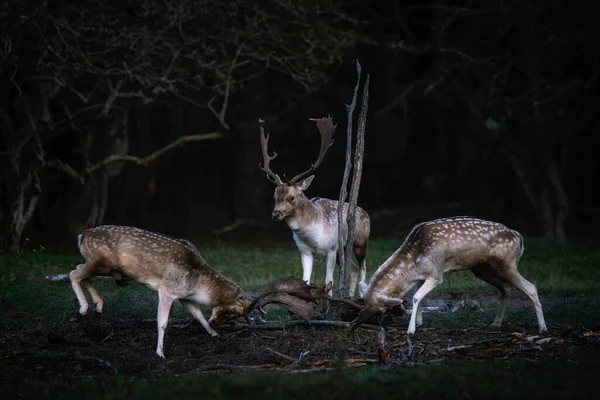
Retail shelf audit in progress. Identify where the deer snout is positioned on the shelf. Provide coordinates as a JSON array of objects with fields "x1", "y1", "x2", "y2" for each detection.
[{"x1": 271, "y1": 210, "x2": 284, "y2": 221}]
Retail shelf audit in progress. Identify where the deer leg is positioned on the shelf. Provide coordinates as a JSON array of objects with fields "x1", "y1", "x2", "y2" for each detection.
[
  {"x1": 181, "y1": 300, "x2": 219, "y2": 337},
  {"x1": 503, "y1": 268, "x2": 547, "y2": 333},
  {"x1": 70, "y1": 263, "x2": 94, "y2": 316},
  {"x1": 325, "y1": 251, "x2": 337, "y2": 296},
  {"x1": 353, "y1": 243, "x2": 368, "y2": 296},
  {"x1": 300, "y1": 252, "x2": 314, "y2": 284},
  {"x1": 472, "y1": 265, "x2": 509, "y2": 327},
  {"x1": 82, "y1": 279, "x2": 104, "y2": 314},
  {"x1": 414, "y1": 281, "x2": 425, "y2": 327},
  {"x1": 408, "y1": 277, "x2": 442, "y2": 334},
  {"x1": 156, "y1": 290, "x2": 175, "y2": 358},
  {"x1": 348, "y1": 260, "x2": 359, "y2": 298}
]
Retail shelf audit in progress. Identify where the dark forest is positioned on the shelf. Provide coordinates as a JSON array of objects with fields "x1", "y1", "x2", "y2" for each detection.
[
  {"x1": 2, "y1": 1, "x2": 600, "y2": 398},
  {"x1": 2, "y1": 0, "x2": 598, "y2": 252}
]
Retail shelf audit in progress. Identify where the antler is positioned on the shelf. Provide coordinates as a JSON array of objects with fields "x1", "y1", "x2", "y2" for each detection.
[
  {"x1": 288, "y1": 116, "x2": 336, "y2": 184},
  {"x1": 244, "y1": 277, "x2": 364, "y2": 322},
  {"x1": 259, "y1": 119, "x2": 283, "y2": 185}
]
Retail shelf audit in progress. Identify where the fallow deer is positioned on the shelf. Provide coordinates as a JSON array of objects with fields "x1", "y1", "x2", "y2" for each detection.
[
  {"x1": 69, "y1": 225, "x2": 250, "y2": 358},
  {"x1": 259, "y1": 117, "x2": 371, "y2": 297},
  {"x1": 354, "y1": 217, "x2": 547, "y2": 334}
]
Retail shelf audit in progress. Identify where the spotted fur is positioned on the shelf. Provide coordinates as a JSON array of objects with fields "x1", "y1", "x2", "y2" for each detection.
[
  {"x1": 358, "y1": 217, "x2": 547, "y2": 334},
  {"x1": 69, "y1": 225, "x2": 248, "y2": 358}
]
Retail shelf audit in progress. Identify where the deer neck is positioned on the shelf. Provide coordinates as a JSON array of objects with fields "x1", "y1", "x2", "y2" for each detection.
[
  {"x1": 193, "y1": 268, "x2": 243, "y2": 307},
  {"x1": 284, "y1": 196, "x2": 320, "y2": 232},
  {"x1": 365, "y1": 248, "x2": 419, "y2": 305}
]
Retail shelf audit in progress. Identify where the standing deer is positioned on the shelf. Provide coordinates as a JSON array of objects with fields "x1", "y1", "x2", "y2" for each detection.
[
  {"x1": 259, "y1": 117, "x2": 371, "y2": 297},
  {"x1": 69, "y1": 225, "x2": 250, "y2": 358},
  {"x1": 354, "y1": 217, "x2": 547, "y2": 334}
]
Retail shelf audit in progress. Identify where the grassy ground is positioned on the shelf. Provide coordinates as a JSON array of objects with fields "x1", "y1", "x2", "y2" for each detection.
[{"x1": 1, "y1": 236, "x2": 599, "y2": 399}]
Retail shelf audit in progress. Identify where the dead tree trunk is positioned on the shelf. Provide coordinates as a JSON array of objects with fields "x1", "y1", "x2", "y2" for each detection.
[
  {"x1": 337, "y1": 60, "x2": 370, "y2": 297},
  {"x1": 342, "y1": 75, "x2": 370, "y2": 293},
  {"x1": 337, "y1": 60, "x2": 361, "y2": 296},
  {"x1": 0, "y1": 131, "x2": 43, "y2": 253}
]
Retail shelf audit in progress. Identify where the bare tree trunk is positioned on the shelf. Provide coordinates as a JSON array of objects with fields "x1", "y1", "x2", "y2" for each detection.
[
  {"x1": 0, "y1": 133, "x2": 43, "y2": 253},
  {"x1": 337, "y1": 60, "x2": 361, "y2": 297},
  {"x1": 342, "y1": 75, "x2": 370, "y2": 297},
  {"x1": 546, "y1": 162, "x2": 569, "y2": 243}
]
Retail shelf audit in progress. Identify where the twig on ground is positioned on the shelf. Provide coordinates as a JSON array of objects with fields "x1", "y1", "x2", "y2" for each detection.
[
  {"x1": 378, "y1": 327, "x2": 388, "y2": 365},
  {"x1": 405, "y1": 334, "x2": 414, "y2": 359},
  {"x1": 265, "y1": 347, "x2": 296, "y2": 363},
  {"x1": 446, "y1": 344, "x2": 472, "y2": 352},
  {"x1": 294, "y1": 350, "x2": 310, "y2": 365},
  {"x1": 100, "y1": 332, "x2": 115, "y2": 344},
  {"x1": 214, "y1": 320, "x2": 382, "y2": 332},
  {"x1": 195, "y1": 364, "x2": 278, "y2": 372}
]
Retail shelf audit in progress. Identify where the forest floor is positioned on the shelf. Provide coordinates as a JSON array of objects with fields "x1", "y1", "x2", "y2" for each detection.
[{"x1": 1, "y1": 230, "x2": 600, "y2": 399}]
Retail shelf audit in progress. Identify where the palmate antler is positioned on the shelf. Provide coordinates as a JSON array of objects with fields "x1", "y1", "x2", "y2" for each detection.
[
  {"x1": 258, "y1": 117, "x2": 336, "y2": 186},
  {"x1": 244, "y1": 277, "x2": 363, "y2": 321},
  {"x1": 287, "y1": 117, "x2": 336, "y2": 184}
]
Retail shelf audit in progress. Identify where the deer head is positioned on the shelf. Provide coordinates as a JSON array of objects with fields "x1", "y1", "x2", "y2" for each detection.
[
  {"x1": 208, "y1": 295, "x2": 252, "y2": 325},
  {"x1": 259, "y1": 117, "x2": 336, "y2": 221}
]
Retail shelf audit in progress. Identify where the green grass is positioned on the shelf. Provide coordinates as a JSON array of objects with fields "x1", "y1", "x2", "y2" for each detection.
[
  {"x1": 7, "y1": 349, "x2": 600, "y2": 400},
  {"x1": 1, "y1": 237, "x2": 599, "y2": 322},
  {"x1": 1, "y1": 237, "x2": 599, "y2": 399}
]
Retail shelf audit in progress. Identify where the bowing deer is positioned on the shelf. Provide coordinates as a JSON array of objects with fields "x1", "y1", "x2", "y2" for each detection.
[
  {"x1": 69, "y1": 225, "x2": 250, "y2": 358},
  {"x1": 259, "y1": 117, "x2": 371, "y2": 297},
  {"x1": 354, "y1": 217, "x2": 547, "y2": 334}
]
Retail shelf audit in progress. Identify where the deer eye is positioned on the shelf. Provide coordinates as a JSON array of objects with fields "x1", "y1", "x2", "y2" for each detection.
[
  {"x1": 288, "y1": 196, "x2": 295, "y2": 202},
  {"x1": 228, "y1": 308, "x2": 237, "y2": 314}
]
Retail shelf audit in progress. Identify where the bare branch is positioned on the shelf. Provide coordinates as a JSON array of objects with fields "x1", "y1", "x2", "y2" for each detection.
[
  {"x1": 343, "y1": 74, "x2": 369, "y2": 295},
  {"x1": 85, "y1": 132, "x2": 222, "y2": 173},
  {"x1": 47, "y1": 132, "x2": 222, "y2": 182},
  {"x1": 44, "y1": 159, "x2": 85, "y2": 183},
  {"x1": 337, "y1": 59, "x2": 361, "y2": 295}
]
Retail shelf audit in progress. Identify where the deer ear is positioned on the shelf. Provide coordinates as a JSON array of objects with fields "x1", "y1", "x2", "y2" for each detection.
[{"x1": 297, "y1": 175, "x2": 315, "y2": 191}]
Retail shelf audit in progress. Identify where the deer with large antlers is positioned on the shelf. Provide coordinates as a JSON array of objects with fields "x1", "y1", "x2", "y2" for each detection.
[
  {"x1": 259, "y1": 117, "x2": 371, "y2": 297},
  {"x1": 353, "y1": 217, "x2": 547, "y2": 334},
  {"x1": 69, "y1": 225, "x2": 252, "y2": 358}
]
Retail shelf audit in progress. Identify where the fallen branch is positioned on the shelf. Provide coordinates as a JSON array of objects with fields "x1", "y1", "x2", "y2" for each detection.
[
  {"x1": 309, "y1": 358, "x2": 379, "y2": 367},
  {"x1": 194, "y1": 364, "x2": 278, "y2": 372},
  {"x1": 446, "y1": 344, "x2": 472, "y2": 352},
  {"x1": 265, "y1": 347, "x2": 296, "y2": 363},
  {"x1": 404, "y1": 334, "x2": 414, "y2": 360},
  {"x1": 378, "y1": 327, "x2": 388, "y2": 365},
  {"x1": 10, "y1": 350, "x2": 117, "y2": 373},
  {"x1": 215, "y1": 319, "x2": 382, "y2": 332}
]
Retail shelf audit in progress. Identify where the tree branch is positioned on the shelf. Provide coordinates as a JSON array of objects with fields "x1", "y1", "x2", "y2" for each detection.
[
  {"x1": 343, "y1": 74, "x2": 369, "y2": 295},
  {"x1": 46, "y1": 132, "x2": 222, "y2": 181},
  {"x1": 337, "y1": 59, "x2": 361, "y2": 296},
  {"x1": 85, "y1": 132, "x2": 222, "y2": 173}
]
